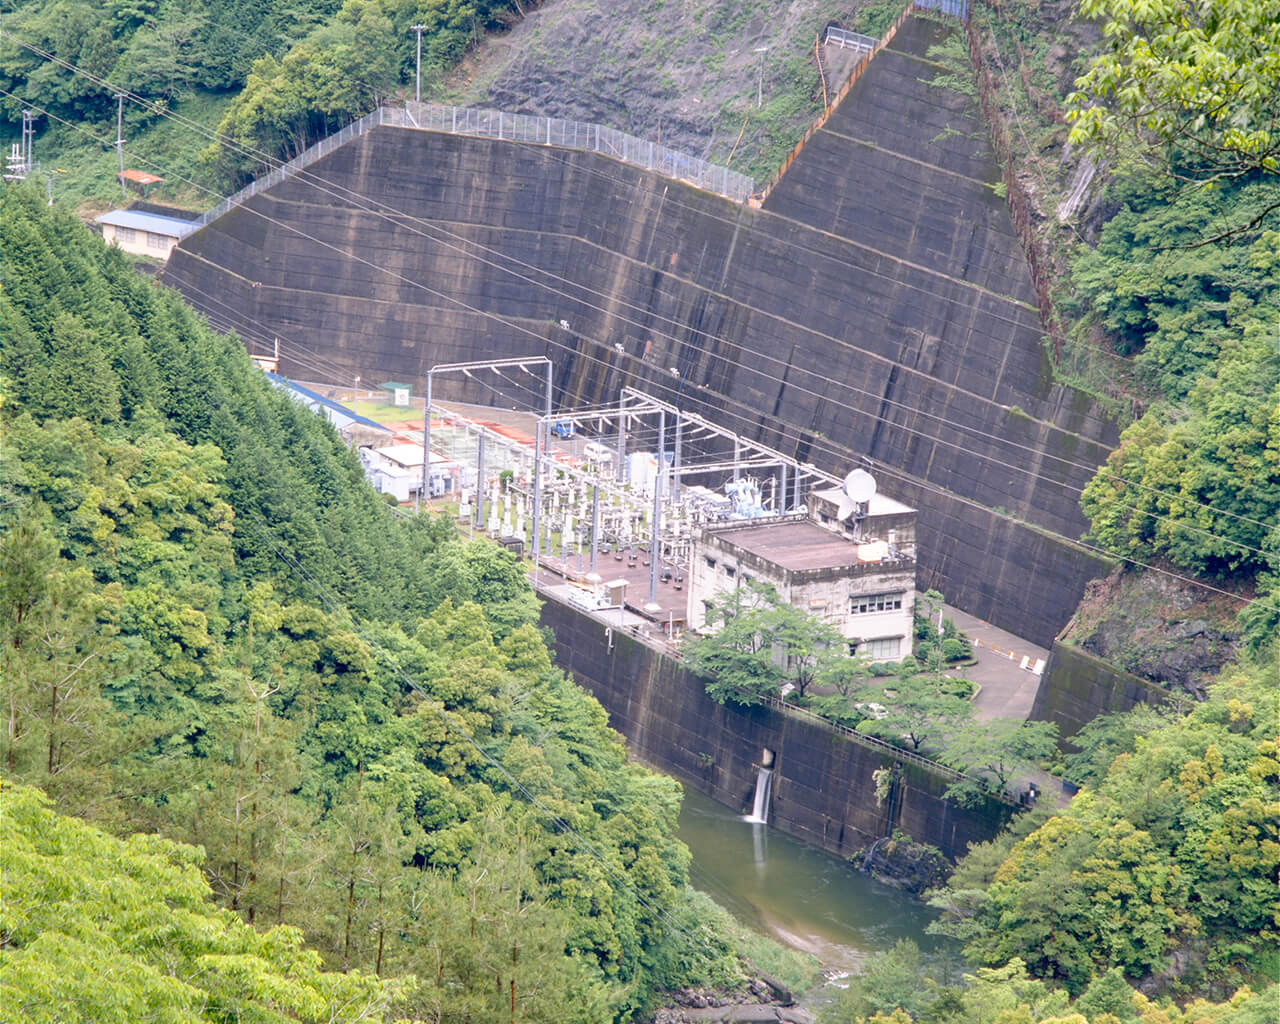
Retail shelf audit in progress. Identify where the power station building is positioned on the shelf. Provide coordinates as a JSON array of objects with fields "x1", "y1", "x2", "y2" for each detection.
[{"x1": 687, "y1": 486, "x2": 917, "y2": 661}]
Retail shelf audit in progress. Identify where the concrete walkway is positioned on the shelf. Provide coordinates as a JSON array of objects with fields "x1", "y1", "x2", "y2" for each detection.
[
  {"x1": 942, "y1": 605, "x2": 1049, "y2": 722},
  {"x1": 941, "y1": 607, "x2": 1069, "y2": 808}
]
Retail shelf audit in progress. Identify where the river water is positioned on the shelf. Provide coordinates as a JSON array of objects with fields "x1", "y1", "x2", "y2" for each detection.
[{"x1": 677, "y1": 786, "x2": 959, "y2": 976}]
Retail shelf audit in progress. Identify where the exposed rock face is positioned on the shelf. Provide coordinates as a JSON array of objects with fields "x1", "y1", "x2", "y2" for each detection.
[
  {"x1": 1070, "y1": 569, "x2": 1242, "y2": 699},
  {"x1": 859, "y1": 834, "x2": 950, "y2": 895}
]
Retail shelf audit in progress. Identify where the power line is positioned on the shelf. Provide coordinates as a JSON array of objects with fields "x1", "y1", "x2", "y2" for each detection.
[
  {"x1": 3, "y1": 39, "x2": 1269, "y2": 543},
  {"x1": 4, "y1": 66, "x2": 1274, "y2": 589}
]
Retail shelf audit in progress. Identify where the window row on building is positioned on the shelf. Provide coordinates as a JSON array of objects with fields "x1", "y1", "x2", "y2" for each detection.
[{"x1": 851, "y1": 591, "x2": 903, "y2": 614}]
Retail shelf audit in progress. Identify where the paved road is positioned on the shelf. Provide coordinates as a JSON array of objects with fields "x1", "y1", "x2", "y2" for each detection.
[
  {"x1": 941, "y1": 607, "x2": 1071, "y2": 807},
  {"x1": 942, "y1": 605, "x2": 1049, "y2": 722}
]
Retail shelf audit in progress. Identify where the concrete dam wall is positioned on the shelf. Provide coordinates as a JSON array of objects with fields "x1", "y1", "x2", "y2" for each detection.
[
  {"x1": 163, "y1": 14, "x2": 1116, "y2": 644},
  {"x1": 541, "y1": 595, "x2": 1010, "y2": 861}
]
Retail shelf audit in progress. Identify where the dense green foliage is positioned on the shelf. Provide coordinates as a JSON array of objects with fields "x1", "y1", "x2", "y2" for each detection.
[
  {"x1": 0, "y1": 0, "x2": 539, "y2": 198},
  {"x1": 0, "y1": 0, "x2": 342, "y2": 122},
  {"x1": 0, "y1": 186, "x2": 770, "y2": 1019},
  {"x1": 819, "y1": 951, "x2": 1272, "y2": 1024},
  {"x1": 688, "y1": 587, "x2": 1048, "y2": 802},
  {"x1": 0, "y1": 781, "x2": 402, "y2": 1023},
  {"x1": 1067, "y1": 0, "x2": 1280, "y2": 181},
  {"x1": 685, "y1": 580, "x2": 848, "y2": 705},
  {"x1": 1066, "y1": 169, "x2": 1280, "y2": 649},
  {"x1": 927, "y1": 659, "x2": 1279, "y2": 996},
  {"x1": 208, "y1": 0, "x2": 538, "y2": 177},
  {"x1": 1056, "y1": 0, "x2": 1280, "y2": 655}
]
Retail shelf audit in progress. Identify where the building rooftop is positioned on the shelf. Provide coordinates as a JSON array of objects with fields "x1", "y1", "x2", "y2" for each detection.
[
  {"x1": 94, "y1": 209, "x2": 199, "y2": 238},
  {"x1": 266, "y1": 372, "x2": 391, "y2": 432},
  {"x1": 707, "y1": 518, "x2": 904, "y2": 573}
]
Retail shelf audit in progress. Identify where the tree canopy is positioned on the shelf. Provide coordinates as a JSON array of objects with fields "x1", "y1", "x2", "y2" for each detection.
[
  {"x1": 0, "y1": 781, "x2": 401, "y2": 1024},
  {"x1": 0, "y1": 184, "x2": 765, "y2": 1020},
  {"x1": 928, "y1": 658, "x2": 1280, "y2": 995},
  {"x1": 1067, "y1": 0, "x2": 1280, "y2": 182}
]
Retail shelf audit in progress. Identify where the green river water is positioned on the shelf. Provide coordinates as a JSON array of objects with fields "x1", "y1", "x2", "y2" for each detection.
[{"x1": 677, "y1": 786, "x2": 960, "y2": 977}]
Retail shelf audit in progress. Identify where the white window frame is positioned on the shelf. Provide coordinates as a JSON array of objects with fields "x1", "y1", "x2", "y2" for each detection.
[
  {"x1": 861, "y1": 636, "x2": 902, "y2": 659},
  {"x1": 851, "y1": 592, "x2": 904, "y2": 615}
]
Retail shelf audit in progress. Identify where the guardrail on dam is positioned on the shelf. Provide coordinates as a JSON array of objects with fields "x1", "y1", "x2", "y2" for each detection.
[{"x1": 163, "y1": 12, "x2": 1118, "y2": 648}]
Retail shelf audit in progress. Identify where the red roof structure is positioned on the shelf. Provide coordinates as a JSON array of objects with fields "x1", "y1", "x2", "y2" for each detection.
[{"x1": 118, "y1": 169, "x2": 164, "y2": 186}]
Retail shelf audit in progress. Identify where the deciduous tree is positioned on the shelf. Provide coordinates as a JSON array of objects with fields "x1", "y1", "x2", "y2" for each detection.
[{"x1": 1067, "y1": 0, "x2": 1280, "y2": 182}]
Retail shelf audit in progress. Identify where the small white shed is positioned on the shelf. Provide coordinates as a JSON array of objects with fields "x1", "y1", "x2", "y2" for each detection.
[{"x1": 95, "y1": 209, "x2": 197, "y2": 260}]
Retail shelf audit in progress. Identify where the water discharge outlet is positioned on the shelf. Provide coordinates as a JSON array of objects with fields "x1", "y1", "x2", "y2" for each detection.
[{"x1": 746, "y1": 749, "x2": 775, "y2": 824}]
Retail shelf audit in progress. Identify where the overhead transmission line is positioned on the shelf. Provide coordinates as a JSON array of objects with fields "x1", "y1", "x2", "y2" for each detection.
[{"x1": 3, "y1": 52, "x2": 1274, "y2": 582}]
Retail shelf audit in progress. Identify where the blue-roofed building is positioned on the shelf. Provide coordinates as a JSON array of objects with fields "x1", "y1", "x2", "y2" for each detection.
[
  {"x1": 265, "y1": 372, "x2": 392, "y2": 444},
  {"x1": 94, "y1": 208, "x2": 198, "y2": 259}
]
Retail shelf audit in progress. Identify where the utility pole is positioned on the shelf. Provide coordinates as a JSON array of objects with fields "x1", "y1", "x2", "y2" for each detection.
[
  {"x1": 115, "y1": 93, "x2": 126, "y2": 198},
  {"x1": 353, "y1": 375, "x2": 360, "y2": 416},
  {"x1": 410, "y1": 25, "x2": 427, "y2": 104},
  {"x1": 754, "y1": 46, "x2": 769, "y2": 109},
  {"x1": 22, "y1": 109, "x2": 34, "y2": 174}
]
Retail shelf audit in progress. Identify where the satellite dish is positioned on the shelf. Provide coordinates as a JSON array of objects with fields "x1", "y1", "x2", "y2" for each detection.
[
  {"x1": 836, "y1": 494, "x2": 859, "y2": 522},
  {"x1": 844, "y1": 468, "x2": 877, "y2": 504}
]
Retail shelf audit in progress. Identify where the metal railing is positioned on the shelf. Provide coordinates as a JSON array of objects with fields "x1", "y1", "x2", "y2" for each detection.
[
  {"x1": 914, "y1": 0, "x2": 969, "y2": 20},
  {"x1": 757, "y1": 0, "x2": 971, "y2": 204},
  {"x1": 194, "y1": 103, "x2": 753, "y2": 231},
  {"x1": 757, "y1": 694, "x2": 963, "y2": 779},
  {"x1": 824, "y1": 26, "x2": 878, "y2": 54},
  {"x1": 194, "y1": 106, "x2": 407, "y2": 230},
  {"x1": 537, "y1": 580, "x2": 1018, "y2": 805}
]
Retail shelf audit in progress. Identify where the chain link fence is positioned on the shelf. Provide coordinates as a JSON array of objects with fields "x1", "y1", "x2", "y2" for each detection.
[
  {"x1": 196, "y1": 104, "x2": 752, "y2": 230},
  {"x1": 406, "y1": 102, "x2": 753, "y2": 202}
]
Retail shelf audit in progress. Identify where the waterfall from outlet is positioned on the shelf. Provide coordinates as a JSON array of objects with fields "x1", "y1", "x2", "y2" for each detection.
[{"x1": 746, "y1": 767, "x2": 773, "y2": 824}]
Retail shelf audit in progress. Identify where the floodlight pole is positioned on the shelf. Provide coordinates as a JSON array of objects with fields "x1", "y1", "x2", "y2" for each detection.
[
  {"x1": 422, "y1": 373, "x2": 432, "y2": 510},
  {"x1": 411, "y1": 25, "x2": 427, "y2": 104},
  {"x1": 590, "y1": 484, "x2": 600, "y2": 574},
  {"x1": 115, "y1": 94, "x2": 126, "y2": 197},
  {"x1": 616, "y1": 393, "x2": 627, "y2": 485},
  {"x1": 532, "y1": 418, "x2": 542, "y2": 577},
  {"x1": 474, "y1": 433, "x2": 485, "y2": 529},
  {"x1": 672, "y1": 413, "x2": 682, "y2": 502}
]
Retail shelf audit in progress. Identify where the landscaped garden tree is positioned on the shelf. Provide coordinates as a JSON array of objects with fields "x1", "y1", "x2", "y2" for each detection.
[
  {"x1": 686, "y1": 580, "x2": 846, "y2": 705},
  {"x1": 849, "y1": 664, "x2": 975, "y2": 754},
  {"x1": 939, "y1": 718, "x2": 1059, "y2": 806}
]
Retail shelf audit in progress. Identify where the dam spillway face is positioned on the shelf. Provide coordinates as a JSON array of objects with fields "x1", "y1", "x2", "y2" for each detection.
[{"x1": 163, "y1": 14, "x2": 1116, "y2": 644}]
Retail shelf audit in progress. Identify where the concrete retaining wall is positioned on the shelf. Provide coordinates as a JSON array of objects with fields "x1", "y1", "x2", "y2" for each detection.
[
  {"x1": 1030, "y1": 640, "x2": 1182, "y2": 740},
  {"x1": 163, "y1": 14, "x2": 1117, "y2": 646},
  {"x1": 541, "y1": 595, "x2": 1010, "y2": 861}
]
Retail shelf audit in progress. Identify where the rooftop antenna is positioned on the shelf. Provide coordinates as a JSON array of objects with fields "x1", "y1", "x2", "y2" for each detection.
[{"x1": 838, "y1": 468, "x2": 876, "y2": 537}]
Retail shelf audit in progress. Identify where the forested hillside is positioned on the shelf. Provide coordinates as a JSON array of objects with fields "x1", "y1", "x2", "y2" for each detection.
[
  {"x1": 0, "y1": 0, "x2": 546, "y2": 202},
  {"x1": 0, "y1": 186, "x2": 794, "y2": 1020}
]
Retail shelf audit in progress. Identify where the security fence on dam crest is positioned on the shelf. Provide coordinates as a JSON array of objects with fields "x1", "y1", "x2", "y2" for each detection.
[
  {"x1": 194, "y1": 103, "x2": 754, "y2": 231},
  {"x1": 405, "y1": 102, "x2": 755, "y2": 202}
]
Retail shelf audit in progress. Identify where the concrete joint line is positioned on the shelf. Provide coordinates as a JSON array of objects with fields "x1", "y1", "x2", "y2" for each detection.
[{"x1": 818, "y1": 126, "x2": 991, "y2": 188}]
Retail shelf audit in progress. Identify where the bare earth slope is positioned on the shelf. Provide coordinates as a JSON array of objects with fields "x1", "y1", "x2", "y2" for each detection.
[{"x1": 446, "y1": 0, "x2": 869, "y2": 182}]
